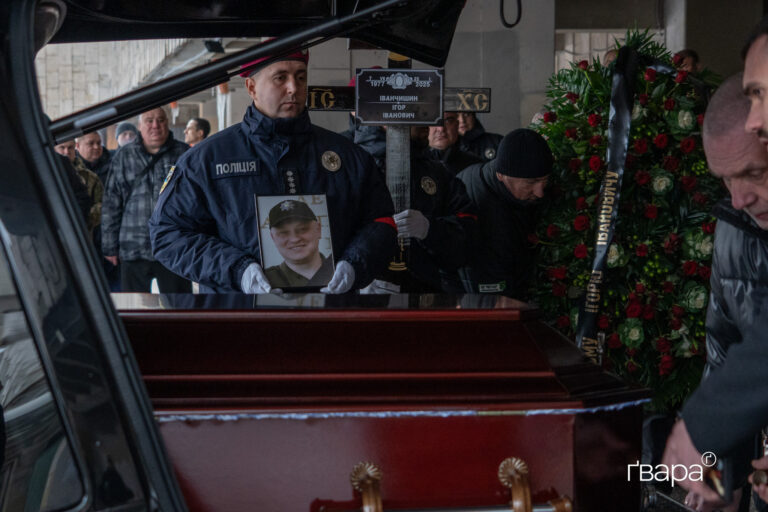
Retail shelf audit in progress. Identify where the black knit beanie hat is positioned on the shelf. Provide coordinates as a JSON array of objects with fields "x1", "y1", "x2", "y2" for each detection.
[{"x1": 491, "y1": 128, "x2": 553, "y2": 178}]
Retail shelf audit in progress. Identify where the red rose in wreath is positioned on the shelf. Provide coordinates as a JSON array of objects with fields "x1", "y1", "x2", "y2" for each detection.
[
  {"x1": 680, "y1": 136, "x2": 696, "y2": 153},
  {"x1": 659, "y1": 355, "x2": 675, "y2": 376},
  {"x1": 589, "y1": 155, "x2": 603, "y2": 172},
  {"x1": 573, "y1": 214, "x2": 589, "y2": 231}
]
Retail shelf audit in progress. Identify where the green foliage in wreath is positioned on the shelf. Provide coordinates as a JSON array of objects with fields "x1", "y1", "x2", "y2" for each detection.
[{"x1": 531, "y1": 30, "x2": 722, "y2": 411}]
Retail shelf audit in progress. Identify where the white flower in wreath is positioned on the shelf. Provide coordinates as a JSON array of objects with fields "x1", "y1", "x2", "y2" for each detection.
[
  {"x1": 675, "y1": 329, "x2": 695, "y2": 358},
  {"x1": 678, "y1": 110, "x2": 694, "y2": 130},
  {"x1": 632, "y1": 104, "x2": 645, "y2": 121},
  {"x1": 607, "y1": 243, "x2": 621, "y2": 266},
  {"x1": 652, "y1": 175, "x2": 673, "y2": 194},
  {"x1": 681, "y1": 283, "x2": 708, "y2": 311},
  {"x1": 695, "y1": 237, "x2": 714, "y2": 257},
  {"x1": 627, "y1": 326, "x2": 642, "y2": 342},
  {"x1": 693, "y1": 289, "x2": 707, "y2": 309}
]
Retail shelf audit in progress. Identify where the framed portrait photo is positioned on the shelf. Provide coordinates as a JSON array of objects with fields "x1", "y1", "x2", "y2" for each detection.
[{"x1": 255, "y1": 194, "x2": 335, "y2": 291}]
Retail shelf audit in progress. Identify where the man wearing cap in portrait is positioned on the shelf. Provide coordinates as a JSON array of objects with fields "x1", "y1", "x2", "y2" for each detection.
[
  {"x1": 149, "y1": 39, "x2": 397, "y2": 293},
  {"x1": 264, "y1": 199, "x2": 334, "y2": 288},
  {"x1": 456, "y1": 128, "x2": 552, "y2": 299}
]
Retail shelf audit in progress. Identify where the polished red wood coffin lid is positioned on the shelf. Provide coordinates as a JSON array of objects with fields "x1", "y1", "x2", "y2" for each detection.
[{"x1": 115, "y1": 293, "x2": 648, "y2": 511}]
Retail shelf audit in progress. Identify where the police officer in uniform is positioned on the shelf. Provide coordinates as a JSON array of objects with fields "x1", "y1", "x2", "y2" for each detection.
[
  {"x1": 457, "y1": 112, "x2": 502, "y2": 162},
  {"x1": 149, "y1": 44, "x2": 397, "y2": 293},
  {"x1": 423, "y1": 111, "x2": 482, "y2": 176},
  {"x1": 391, "y1": 155, "x2": 477, "y2": 292},
  {"x1": 341, "y1": 105, "x2": 478, "y2": 293},
  {"x1": 263, "y1": 199, "x2": 334, "y2": 288}
]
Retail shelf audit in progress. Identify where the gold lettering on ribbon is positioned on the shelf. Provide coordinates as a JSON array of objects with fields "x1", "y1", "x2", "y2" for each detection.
[
  {"x1": 581, "y1": 336, "x2": 600, "y2": 363},
  {"x1": 596, "y1": 171, "x2": 619, "y2": 246},
  {"x1": 584, "y1": 270, "x2": 603, "y2": 314}
]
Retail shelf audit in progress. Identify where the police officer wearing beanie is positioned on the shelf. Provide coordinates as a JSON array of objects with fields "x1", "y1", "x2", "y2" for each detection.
[
  {"x1": 456, "y1": 128, "x2": 551, "y2": 299},
  {"x1": 149, "y1": 41, "x2": 397, "y2": 293}
]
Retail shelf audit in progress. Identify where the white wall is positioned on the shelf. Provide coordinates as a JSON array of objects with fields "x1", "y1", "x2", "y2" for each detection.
[
  {"x1": 298, "y1": 0, "x2": 556, "y2": 135},
  {"x1": 446, "y1": 0, "x2": 555, "y2": 134},
  {"x1": 36, "y1": 39, "x2": 187, "y2": 119}
]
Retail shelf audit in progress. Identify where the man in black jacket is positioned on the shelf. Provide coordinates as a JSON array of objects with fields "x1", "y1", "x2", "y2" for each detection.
[
  {"x1": 76, "y1": 131, "x2": 111, "y2": 185},
  {"x1": 343, "y1": 115, "x2": 478, "y2": 293},
  {"x1": 457, "y1": 112, "x2": 502, "y2": 161},
  {"x1": 456, "y1": 129, "x2": 550, "y2": 299},
  {"x1": 662, "y1": 73, "x2": 768, "y2": 512},
  {"x1": 423, "y1": 111, "x2": 482, "y2": 175}
]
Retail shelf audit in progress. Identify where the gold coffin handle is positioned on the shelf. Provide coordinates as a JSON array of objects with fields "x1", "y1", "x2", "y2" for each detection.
[
  {"x1": 498, "y1": 457, "x2": 533, "y2": 512},
  {"x1": 350, "y1": 462, "x2": 383, "y2": 512},
  {"x1": 498, "y1": 457, "x2": 572, "y2": 512}
]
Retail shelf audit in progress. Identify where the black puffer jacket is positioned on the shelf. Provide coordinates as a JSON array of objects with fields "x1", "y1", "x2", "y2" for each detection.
[
  {"x1": 682, "y1": 199, "x2": 768, "y2": 461},
  {"x1": 456, "y1": 162, "x2": 542, "y2": 299}
]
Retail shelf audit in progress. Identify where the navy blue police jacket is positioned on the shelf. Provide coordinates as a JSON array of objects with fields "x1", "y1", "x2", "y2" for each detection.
[{"x1": 149, "y1": 105, "x2": 397, "y2": 293}]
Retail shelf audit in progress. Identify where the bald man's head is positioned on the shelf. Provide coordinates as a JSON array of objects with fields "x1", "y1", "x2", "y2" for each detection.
[
  {"x1": 703, "y1": 73, "x2": 748, "y2": 142},
  {"x1": 704, "y1": 73, "x2": 768, "y2": 229}
]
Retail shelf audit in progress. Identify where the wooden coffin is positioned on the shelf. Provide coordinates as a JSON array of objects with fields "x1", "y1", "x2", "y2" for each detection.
[{"x1": 114, "y1": 293, "x2": 649, "y2": 511}]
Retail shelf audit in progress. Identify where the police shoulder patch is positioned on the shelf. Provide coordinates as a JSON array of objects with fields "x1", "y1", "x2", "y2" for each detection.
[
  {"x1": 420, "y1": 176, "x2": 437, "y2": 195},
  {"x1": 321, "y1": 150, "x2": 341, "y2": 172},
  {"x1": 159, "y1": 166, "x2": 175, "y2": 194}
]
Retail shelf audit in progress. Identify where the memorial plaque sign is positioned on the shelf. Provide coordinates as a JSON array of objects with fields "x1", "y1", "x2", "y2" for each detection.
[{"x1": 355, "y1": 68, "x2": 443, "y2": 125}]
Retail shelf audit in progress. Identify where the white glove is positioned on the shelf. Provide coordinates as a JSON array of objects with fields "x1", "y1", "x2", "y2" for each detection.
[
  {"x1": 240, "y1": 262, "x2": 280, "y2": 294},
  {"x1": 320, "y1": 260, "x2": 355, "y2": 294},
  {"x1": 393, "y1": 209, "x2": 430, "y2": 240},
  {"x1": 360, "y1": 279, "x2": 400, "y2": 294}
]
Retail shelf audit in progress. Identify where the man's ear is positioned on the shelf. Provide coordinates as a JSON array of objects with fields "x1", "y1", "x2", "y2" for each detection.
[{"x1": 245, "y1": 76, "x2": 258, "y2": 103}]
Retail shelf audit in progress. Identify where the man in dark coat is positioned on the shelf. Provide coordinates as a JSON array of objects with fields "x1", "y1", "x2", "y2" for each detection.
[
  {"x1": 391, "y1": 155, "x2": 477, "y2": 292},
  {"x1": 662, "y1": 72, "x2": 768, "y2": 512},
  {"x1": 76, "y1": 131, "x2": 111, "y2": 185},
  {"x1": 457, "y1": 112, "x2": 502, "y2": 161},
  {"x1": 456, "y1": 129, "x2": 551, "y2": 299},
  {"x1": 342, "y1": 112, "x2": 478, "y2": 293},
  {"x1": 102, "y1": 107, "x2": 191, "y2": 293},
  {"x1": 423, "y1": 111, "x2": 482, "y2": 176},
  {"x1": 149, "y1": 45, "x2": 396, "y2": 294}
]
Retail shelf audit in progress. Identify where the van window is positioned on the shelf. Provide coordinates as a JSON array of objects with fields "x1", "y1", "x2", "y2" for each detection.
[{"x1": 0, "y1": 237, "x2": 84, "y2": 512}]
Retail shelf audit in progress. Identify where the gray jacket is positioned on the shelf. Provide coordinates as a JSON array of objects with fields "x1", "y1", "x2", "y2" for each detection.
[{"x1": 101, "y1": 133, "x2": 188, "y2": 261}]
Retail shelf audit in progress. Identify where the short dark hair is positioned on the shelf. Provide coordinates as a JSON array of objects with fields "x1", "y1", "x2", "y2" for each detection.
[
  {"x1": 191, "y1": 117, "x2": 211, "y2": 138},
  {"x1": 742, "y1": 16, "x2": 768, "y2": 60},
  {"x1": 677, "y1": 49, "x2": 699, "y2": 66}
]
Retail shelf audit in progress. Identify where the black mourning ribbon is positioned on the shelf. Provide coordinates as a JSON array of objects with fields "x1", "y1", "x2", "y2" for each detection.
[{"x1": 575, "y1": 46, "x2": 638, "y2": 362}]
